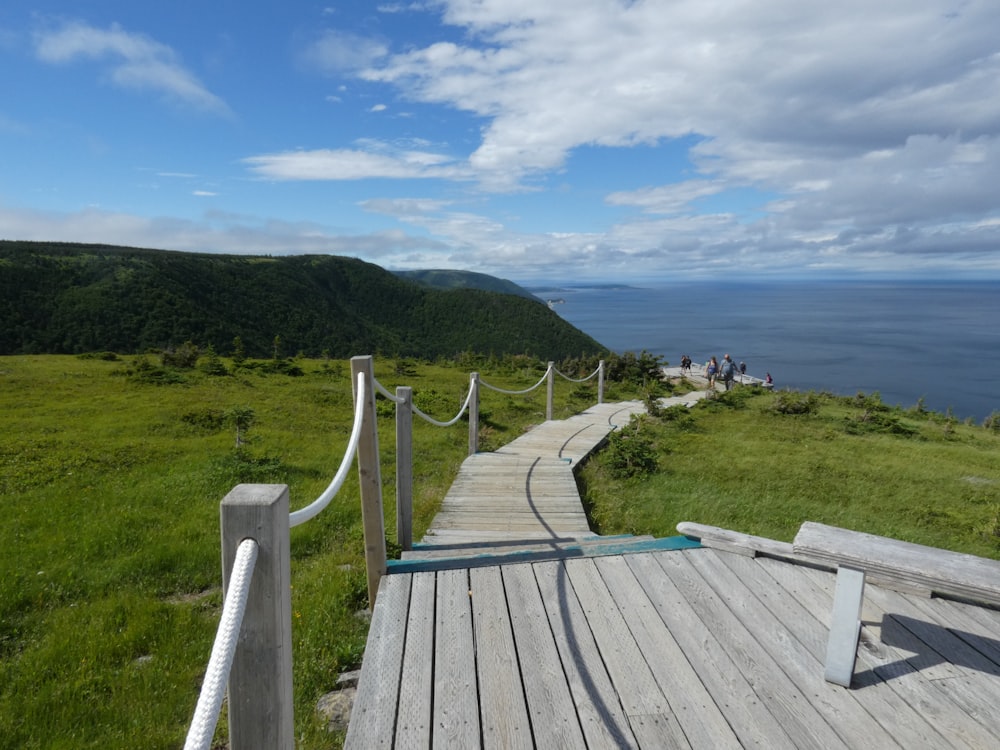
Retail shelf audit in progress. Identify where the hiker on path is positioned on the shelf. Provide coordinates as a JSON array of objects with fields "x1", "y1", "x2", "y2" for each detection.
[
  {"x1": 705, "y1": 356, "x2": 718, "y2": 388},
  {"x1": 720, "y1": 354, "x2": 738, "y2": 390}
]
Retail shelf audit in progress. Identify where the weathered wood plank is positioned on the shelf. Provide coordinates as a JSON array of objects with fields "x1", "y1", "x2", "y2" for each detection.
[
  {"x1": 388, "y1": 537, "x2": 699, "y2": 574},
  {"x1": 594, "y1": 555, "x2": 743, "y2": 749},
  {"x1": 687, "y1": 549, "x2": 904, "y2": 749},
  {"x1": 793, "y1": 522, "x2": 1000, "y2": 605},
  {"x1": 532, "y1": 560, "x2": 640, "y2": 750},
  {"x1": 395, "y1": 572, "x2": 436, "y2": 750},
  {"x1": 719, "y1": 550, "x2": 963, "y2": 749},
  {"x1": 470, "y1": 566, "x2": 533, "y2": 749},
  {"x1": 776, "y1": 559, "x2": 996, "y2": 750},
  {"x1": 433, "y1": 569, "x2": 479, "y2": 749},
  {"x1": 626, "y1": 552, "x2": 799, "y2": 750},
  {"x1": 652, "y1": 549, "x2": 850, "y2": 750},
  {"x1": 345, "y1": 573, "x2": 412, "y2": 749},
  {"x1": 859, "y1": 583, "x2": 1000, "y2": 739},
  {"x1": 563, "y1": 557, "x2": 688, "y2": 748},
  {"x1": 501, "y1": 564, "x2": 588, "y2": 749}
]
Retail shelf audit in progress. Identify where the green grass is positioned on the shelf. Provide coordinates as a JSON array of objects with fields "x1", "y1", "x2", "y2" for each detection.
[
  {"x1": 580, "y1": 386, "x2": 1000, "y2": 558},
  {"x1": 0, "y1": 353, "x2": 618, "y2": 749}
]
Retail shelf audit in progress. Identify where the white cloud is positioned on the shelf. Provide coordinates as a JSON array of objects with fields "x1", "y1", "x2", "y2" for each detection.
[
  {"x1": 244, "y1": 140, "x2": 472, "y2": 181},
  {"x1": 298, "y1": 29, "x2": 388, "y2": 74},
  {"x1": 336, "y1": 0, "x2": 1000, "y2": 274},
  {"x1": 33, "y1": 21, "x2": 230, "y2": 115}
]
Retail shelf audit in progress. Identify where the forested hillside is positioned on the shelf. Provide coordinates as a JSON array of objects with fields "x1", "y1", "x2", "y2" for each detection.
[
  {"x1": 393, "y1": 268, "x2": 537, "y2": 300},
  {"x1": 0, "y1": 241, "x2": 604, "y2": 358}
]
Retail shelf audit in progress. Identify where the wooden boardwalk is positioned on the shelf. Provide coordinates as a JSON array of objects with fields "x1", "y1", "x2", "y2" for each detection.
[
  {"x1": 412, "y1": 396, "x2": 705, "y2": 551},
  {"x1": 345, "y1": 397, "x2": 1000, "y2": 749}
]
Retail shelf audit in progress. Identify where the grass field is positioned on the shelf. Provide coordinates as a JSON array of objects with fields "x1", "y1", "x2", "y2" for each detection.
[
  {"x1": 2, "y1": 355, "x2": 998, "y2": 748},
  {"x1": 580, "y1": 385, "x2": 1000, "y2": 559}
]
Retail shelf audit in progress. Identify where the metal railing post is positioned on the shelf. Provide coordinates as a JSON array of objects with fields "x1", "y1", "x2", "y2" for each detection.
[
  {"x1": 351, "y1": 355, "x2": 386, "y2": 608},
  {"x1": 220, "y1": 484, "x2": 294, "y2": 750},
  {"x1": 546, "y1": 361, "x2": 554, "y2": 421},
  {"x1": 395, "y1": 386, "x2": 413, "y2": 551},
  {"x1": 468, "y1": 372, "x2": 479, "y2": 456},
  {"x1": 598, "y1": 359, "x2": 605, "y2": 404}
]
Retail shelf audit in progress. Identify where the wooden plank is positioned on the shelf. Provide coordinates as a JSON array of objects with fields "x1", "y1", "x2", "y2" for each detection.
[
  {"x1": 562, "y1": 557, "x2": 688, "y2": 748},
  {"x1": 777, "y1": 559, "x2": 996, "y2": 750},
  {"x1": 859, "y1": 583, "x2": 1000, "y2": 738},
  {"x1": 387, "y1": 537, "x2": 700, "y2": 574},
  {"x1": 532, "y1": 560, "x2": 640, "y2": 750},
  {"x1": 676, "y1": 521, "x2": 799, "y2": 560},
  {"x1": 469, "y1": 566, "x2": 533, "y2": 749},
  {"x1": 501, "y1": 563, "x2": 588, "y2": 749},
  {"x1": 687, "y1": 549, "x2": 903, "y2": 749},
  {"x1": 793, "y1": 522, "x2": 1000, "y2": 605},
  {"x1": 825, "y1": 565, "x2": 866, "y2": 687},
  {"x1": 395, "y1": 572, "x2": 436, "y2": 750},
  {"x1": 345, "y1": 573, "x2": 412, "y2": 749},
  {"x1": 651, "y1": 550, "x2": 850, "y2": 750},
  {"x1": 719, "y1": 550, "x2": 965, "y2": 750},
  {"x1": 433, "y1": 569, "x2": 480, "y2": 749},
  {"x1": 927, "y1": 597, "x2": 1000, "y2": 667},
  {"x1": 626, "y1": 552, "x2": 799, "y2": 750},
  {"x1": 594, "y1": 555, "x2": 743, "y2": 749}
]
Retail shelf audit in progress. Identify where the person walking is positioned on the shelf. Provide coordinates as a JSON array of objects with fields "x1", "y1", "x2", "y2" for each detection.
[
  {"x1": 705, "y1": 356, "x2": 718, "y2": 388},
  {"x1": 720, "y1": 354, "x2": 738, "y2": 390}
]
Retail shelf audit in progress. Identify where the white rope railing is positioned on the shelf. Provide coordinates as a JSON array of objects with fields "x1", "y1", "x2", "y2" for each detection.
[
  {"x1": 373, "y1": 375, "x2": 476, "y2": 428},
  {"x1": 372, "y1": 377, "x2": 406, "y2": 404},
  {"x1": 552, "y1": 362, "x2": 602, "y2": 384},
  {"x1": 289, "y1": 373, "x2": 367, "y2": 528},
  {"x1": 412, "y1": 385, "x2": 476, "y2": 427},
  {"x1": 184, "y1": 538, "x2": 259, "y2": 750},
  {"x1": 480, "y1": 364, "x2": 552, "y2": 395}
]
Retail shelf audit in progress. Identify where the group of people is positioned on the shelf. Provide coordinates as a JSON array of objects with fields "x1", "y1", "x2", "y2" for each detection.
[{"x1": 682, "y1": 353, "x2": 772, "y2": 390}]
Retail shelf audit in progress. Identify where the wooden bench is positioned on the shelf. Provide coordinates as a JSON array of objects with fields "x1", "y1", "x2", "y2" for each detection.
[
  {"x1": 793, "y1": 521, "x2": 1000, "y2": 687},
  {"x1": 792, "y1": 521, "x2": 1000, "y2": 607}
]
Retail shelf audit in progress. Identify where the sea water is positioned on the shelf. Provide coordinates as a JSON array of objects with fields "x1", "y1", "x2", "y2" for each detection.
[{"x1": 532, "y1": 280, "x2": 1000, "y2": 422}]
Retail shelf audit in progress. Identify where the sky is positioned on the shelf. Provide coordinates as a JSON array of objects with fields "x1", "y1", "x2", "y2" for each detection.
[{"x1": 2, "y1": 1, "x2": 1000, "y2": 284}]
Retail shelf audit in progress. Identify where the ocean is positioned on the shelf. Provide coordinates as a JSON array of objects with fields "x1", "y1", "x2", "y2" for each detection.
[{"x1": 532, "y1": 281, "x2": 1000, "y2": 422}]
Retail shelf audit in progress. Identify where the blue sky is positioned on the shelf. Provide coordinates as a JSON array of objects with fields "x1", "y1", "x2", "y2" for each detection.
[{"x1": 2, "y1": 1, "x2": 1000, "y2": 283}]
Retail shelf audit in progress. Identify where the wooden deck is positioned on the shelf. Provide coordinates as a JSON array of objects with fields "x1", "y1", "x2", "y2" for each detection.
[
  {"x1": 345, "y1": 398, "x2": 1000, "y2": 748},
  {"x1": 347, "y1": 543, "x2": 1000, "y2": 748}
]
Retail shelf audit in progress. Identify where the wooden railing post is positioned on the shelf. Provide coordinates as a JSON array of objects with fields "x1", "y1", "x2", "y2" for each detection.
[
  {"x1": 546, "y1": 361, "x2": 555, "y2": 421},
  {"x1": 220, "y1": 484, "x2": 293, "y2": 750},
  {"x1": 395, "y1": 386, "x2": 413, "y2": 551},
  {"x1": 598, "y1": 359, "x2": 605, "y2": 404},
  {"x1": 468, "y1": 372, "x2": 479, "y2": 456},
  {"x1": 351, "y1": 355, "x2": 386, "y2": 608}
]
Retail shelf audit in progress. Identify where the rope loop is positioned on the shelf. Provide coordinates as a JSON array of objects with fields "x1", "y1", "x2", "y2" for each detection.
[
  {"x1": 479, "y1": 364, "x2": 552, "y2": 395},
  {"x1": 552, "y1": 362, "x2": 602, "y2": 384},
  {"x1": 289, "y1": 372, "x2": 367, "y2": 528}
]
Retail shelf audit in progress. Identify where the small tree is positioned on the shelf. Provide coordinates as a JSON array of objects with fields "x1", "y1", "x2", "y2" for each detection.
[
  {"x1": 161, "y1": 341, "x2": 200, "y2": 369},
  {"x1": 225, "y1": 406, "x2": 256, "y2": 449},
  {"x1": 231, "y1": 336, "x2": 246, "y2": 366}
]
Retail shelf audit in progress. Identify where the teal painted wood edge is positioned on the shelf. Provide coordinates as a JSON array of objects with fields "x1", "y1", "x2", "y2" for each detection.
[
  {"x1": 386, "y1": 535, "x2": 702, "y2": 574},
  {"x1": 409, "y1": 533, "x2": 635, "y2": 551}
]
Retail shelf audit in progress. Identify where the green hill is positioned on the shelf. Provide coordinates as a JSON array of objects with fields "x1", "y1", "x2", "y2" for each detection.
[
  {"x1": 0, "y1": 241, "x2": 603, "y2": 359},
  {"x1": 393, "y1": 268, "x2": 538, "y2": 300}
]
